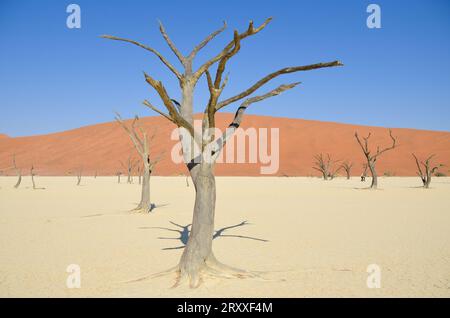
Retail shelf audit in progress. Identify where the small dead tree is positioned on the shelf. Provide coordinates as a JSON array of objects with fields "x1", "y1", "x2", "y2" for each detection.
[
  {"x1": 412, "y1": 153, "x2": 442, "y2": 189},
  {"x1": 13, "y1": 154, "x2": 22, "y2": 188},
  {"x1": 115, "y1": 114, "x2": 162, "y2": 213},
  {"x1": 355, "y1": 130, "x2": 397, "y2": 189},
  {"x1": 313, "y1": 153, "x2": 340, "y2": 180},
  {"x1": 76, "y1": 167, "x2": 82, "y2": 186},
  {"x1": 31, "y1": 165, "x2": 36, "y2": 189},
  {"x1": 340, "y1": 161, "x2": 353, "y2": 180},
  {"x1": 121, "y1": 154, "x2": 136, "y2": 184},
  {"x1": 103, "y1": 18, "x2": 342, "y2": 287},
  {"x1": 30, "y1": 165, "x2": 45, "y2": 190},
  {"x1": 116, "y1": 171, "x2": 122, "y2": 183}
]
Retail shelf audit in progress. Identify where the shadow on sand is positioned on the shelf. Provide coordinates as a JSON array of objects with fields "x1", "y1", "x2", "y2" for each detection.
[{"x1": 139, "y1": 220, "x2": 268, "y2": 250}]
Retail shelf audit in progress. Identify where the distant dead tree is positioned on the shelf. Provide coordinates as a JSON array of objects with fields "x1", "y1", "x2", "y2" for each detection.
[
  {"x1": 103, "y1": 18, "x2": 342, "y2": 286},
  {"x1": 94, "y1": 171, "x2": 98, "y2": 178},
  {"x1": 76, "y1": 167, "x2": 82, "y2": 186},
  {"x1": 121, "y1": 154, "x2": 136, "y2": 184},
  {"x1": 412, "y1": 153, "x2": 443, "y2": 189},
  {"x1": 361, "y1": 163, "x2": 368, "y2": 182},
  {"x1": 116, "y1": 171, "x2": 122, "y2": 183},
  {"x1": 30, "y1": 165, "x2": 45, "y2": 190},
  {"x1": 313, "y1": 153, "x2": 340, "y2": 180},
  {"x1": 340, "y1": 161, "x2": 353, "y2": 180},
  {"x1": 355, "y1": 130, "x2": 397, "y2": 189},
  {"x1": 13, "y1": 154, "x2": 21, "y2": 188},
  {"x1": 115, "y1": 114, "x2": 162, "y2": 213}
]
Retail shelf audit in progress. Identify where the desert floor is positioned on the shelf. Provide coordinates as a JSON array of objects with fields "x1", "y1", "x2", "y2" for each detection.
[{"x1": 0, "y1": 176, "x2": 449, "y2": 297}]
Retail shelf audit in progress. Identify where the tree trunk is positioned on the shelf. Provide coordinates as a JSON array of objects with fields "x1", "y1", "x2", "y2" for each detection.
[
  {"x1": 178, "y1": 163, "x2": 216, "y2": 287},
  {"x1": 346, "y1": 170, "x2": 350, "y2": 180},
  {"x1": 31, "y1": 173, "x2": 36, "y2": 189},
  {"x1": 424, "y1": 174, "x2": 431, "y2": 189},
  {"x1": 322, "y1": 171, "x2": 328, "y2": 180},
  {"x1": 368, "y1": 161, "x2": 377, "y2": 189},
  {"x1": 136, "y1": 163, "x2": 152, "y2": 212},
  {"x1": 14, "y1": 171, "x2": 22, "y2": 188}
]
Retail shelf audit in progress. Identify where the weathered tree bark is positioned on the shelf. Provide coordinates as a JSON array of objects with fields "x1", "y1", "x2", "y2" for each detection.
[
  {"x1": 138, "y1": 166, "x2": 142, "y2": 185},
  {"x1": 135, "y1": 157, "x2": 152, "y2": 212},
  {"x1": 104, "y1": 18, "x2": 342, "y2": 286},
  {"x1": 412, "y1": 153, "x2": 441, "y2": 189},
  {"x1": 13, "y1": 154, "x2": 21, "y2": 189},
  {"x1": 368, "y1": 161, "x2": 377, "y2": 188},
  {"x1": 178, "y1": 163, "x2": 216, "y2": 285},
  {"x1": 355, "y1": 130, "x2": 397, "y2": 189},
  {"x1": 115, "y1": 114, "x2": 161, "y2": 213}
]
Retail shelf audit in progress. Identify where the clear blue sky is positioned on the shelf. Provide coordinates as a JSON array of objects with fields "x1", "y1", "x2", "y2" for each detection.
[{"x1": 1, "y1": 0, "x2": 449, "y2": 136}]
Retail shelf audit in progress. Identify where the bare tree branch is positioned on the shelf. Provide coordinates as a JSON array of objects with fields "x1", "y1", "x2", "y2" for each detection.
[
  {"x1": 216, "y1": 61, "x2": 343, "y2": 110},
  {"x1": 100, "y1": 35, "x2": 182, "y2": 80},
  {"x1": 143, "y1": 72, "x2": 194, "y2": 136},
  {"x1": 193, "y1": 18, "x2": 273, "y2": 82},
  {"x1": 188, "y1": 21, "x2": 227, "y2": 60},
  {"x1": 158, "y1": 21, "x2": 185, "y2": 65},
  {"x1": 142, "y1": 100, "x2": 175, "y2": 124},
  {"x1": 211, "y1": 82, "x2": 300, "y2": 157},
  {"x1": 374, "y1": 129, "x2": 396, "y2": 158}
]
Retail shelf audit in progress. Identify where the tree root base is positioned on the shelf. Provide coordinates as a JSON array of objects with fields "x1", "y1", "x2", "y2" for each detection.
[
  {"x1": 131, "y1": 203, "x2": 156, "y2": 214},
  {"x1": 125, "y1": 259, "x2": 274, "y2": 288}
]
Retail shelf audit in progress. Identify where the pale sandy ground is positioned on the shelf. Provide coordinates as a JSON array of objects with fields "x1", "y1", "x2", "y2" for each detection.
[{"x1": 0, "y1": 176, "x2": 449, "y2": 297}]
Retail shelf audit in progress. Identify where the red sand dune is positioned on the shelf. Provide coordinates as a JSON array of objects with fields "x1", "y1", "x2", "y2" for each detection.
[{"x1": 0, "y1": 113, "x2": 449, "y2": 176}]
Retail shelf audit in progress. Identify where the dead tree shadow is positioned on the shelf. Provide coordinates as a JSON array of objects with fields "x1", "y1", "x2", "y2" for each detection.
[{"x1": 139, "y1": 220, "x2": 268, "y2": 250}]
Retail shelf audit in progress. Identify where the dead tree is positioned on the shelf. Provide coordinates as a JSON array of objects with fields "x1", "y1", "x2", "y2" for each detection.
[
  {"x1": 121, "y1": 154, "x2": 136, "y2": 184},
  {"x1": 340, "y1": 161, "x2": 353, "y2": 180},
  {"x1": 30, "y1": 165, "x2": 45, "y2": 190},
  {"x1": 116, "y1": 171, "x2": 122, "y2": 183},
  {"x1": 412, "y1": 153, "x2": 442, "y2": 189},
  {"x1": 313, "y1": 153, "x2": 340, "y2": 180},
  {"x1": 31, "y1": 165, "x2": 36, "y2": 189},
  {"x1": 115, "y1": 114, "x2": 162, "y2": 213},
  {"x1": 13, "y1": 154, "x2": 21, "y2": 188},
  {"x1": 103, "y1": 18, "x2": 342, "y2": 287},
  {"x1": 76, "y1": 168, "x2": 82, "y2": 186},
  {"x1": 355, "y1": 130, "x2": 397, "y2": 189}
]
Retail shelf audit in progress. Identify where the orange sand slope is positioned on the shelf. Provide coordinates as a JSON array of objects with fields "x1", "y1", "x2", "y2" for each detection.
[{"x1": 0, "y1": 113, "x2": 449, "y2": 176}]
